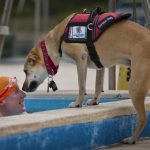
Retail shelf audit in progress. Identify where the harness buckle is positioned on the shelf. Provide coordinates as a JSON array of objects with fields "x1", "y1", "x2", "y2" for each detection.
[{"x1": 87, "y1": 23, "x2": 93, "y2": 30}]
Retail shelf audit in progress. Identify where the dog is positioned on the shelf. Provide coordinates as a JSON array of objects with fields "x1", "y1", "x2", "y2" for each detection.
[{"x1": 22, "y1": 9, "x2": 150, "y2": 144}]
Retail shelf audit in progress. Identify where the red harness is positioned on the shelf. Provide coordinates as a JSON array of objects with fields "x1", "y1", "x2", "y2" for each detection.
[
  {"x1": 40, "y1": 40, "x2": 59, "y2": 76},
  {"x1": 63, "y1": 10, "x2": 131, "y2": 68},
  {"x1": 64, "y1": 12, "x2": 131, "y2": 42}
]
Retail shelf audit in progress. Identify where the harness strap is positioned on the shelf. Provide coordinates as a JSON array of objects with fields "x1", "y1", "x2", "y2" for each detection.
[
  {"x1": 58, "y1": 35, "x2": 63, "y2": 57},
  {"x1": 86, "y1": 9, "x2": 103, "y2": 68}
]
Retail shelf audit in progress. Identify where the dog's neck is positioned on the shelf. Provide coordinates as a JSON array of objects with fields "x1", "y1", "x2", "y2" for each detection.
[{"x1": 44, "y1": 14, "x2": 74, "y2": 66}]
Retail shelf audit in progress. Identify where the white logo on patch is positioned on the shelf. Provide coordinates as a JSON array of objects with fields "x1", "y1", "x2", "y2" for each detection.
[
  {"x1": 98, "y1": 16, "x2": 114, "y2": 29},
  {"x1": 69, "y1": 26, "x2": 87, "y2": 39}
]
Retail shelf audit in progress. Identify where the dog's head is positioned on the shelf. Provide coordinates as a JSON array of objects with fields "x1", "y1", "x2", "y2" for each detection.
[
  {"x1": 22, "y1": 14, "x2": 73, "y2": 92},
  {"x1": 22, "y1": 46, "x2": 48, "y2": 92}
]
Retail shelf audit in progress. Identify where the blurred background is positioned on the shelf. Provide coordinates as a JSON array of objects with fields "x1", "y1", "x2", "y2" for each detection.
[
  {"x1": 0, "y1": 0, "x2": 109, "y2": 58},
  {"x1": 0, "y1": 0, "x2": 146, "y2": 59}
]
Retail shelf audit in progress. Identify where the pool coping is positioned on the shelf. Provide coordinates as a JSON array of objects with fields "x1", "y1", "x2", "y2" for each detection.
[
  {"x1": 26, "y1": 90, "x2": 130, "y2": 99},
  {"x1": 0, "y1": 97, "x2": 150, "y2": 137}
]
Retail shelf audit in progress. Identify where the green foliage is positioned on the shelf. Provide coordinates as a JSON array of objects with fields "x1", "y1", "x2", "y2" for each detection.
[
  {"x1": 0, "y1": 0, "x2": 108, "y2": 19},
  {"x1": 50, "y1": 0, "x2": 108, "y2": 20}
]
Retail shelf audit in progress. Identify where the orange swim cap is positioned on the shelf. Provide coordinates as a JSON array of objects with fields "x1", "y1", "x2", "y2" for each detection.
[{"x1": 0, "y1": 76, "x2": 19, "y2": 102}]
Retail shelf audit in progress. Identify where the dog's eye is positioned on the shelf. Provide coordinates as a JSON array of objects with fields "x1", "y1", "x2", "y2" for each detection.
[{"x1": 28, "y1": 59, "x2": 35, "y2": 66}]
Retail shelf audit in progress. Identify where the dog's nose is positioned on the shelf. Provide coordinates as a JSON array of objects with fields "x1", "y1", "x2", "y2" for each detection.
[
  {"x1": 22, "y1": 87, "x2": 25, "y2": 91},
  {"x1": 22, "y1": 82, "x2": 29, "y2": 92}
]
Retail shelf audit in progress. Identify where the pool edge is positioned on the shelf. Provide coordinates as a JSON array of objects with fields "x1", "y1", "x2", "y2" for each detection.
[{"x1": 0, "y1": 97, "x2": 150, "y2": 137}]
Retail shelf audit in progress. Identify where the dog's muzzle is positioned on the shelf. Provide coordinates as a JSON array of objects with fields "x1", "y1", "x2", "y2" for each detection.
[{"x1": 22, "y1": 81, "x2": 38, "y2": 92}]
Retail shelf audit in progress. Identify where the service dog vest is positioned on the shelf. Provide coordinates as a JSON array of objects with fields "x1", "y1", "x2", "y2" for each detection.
[{"x1": 63, "y1": 9, "x2": 131, "y2": 68}]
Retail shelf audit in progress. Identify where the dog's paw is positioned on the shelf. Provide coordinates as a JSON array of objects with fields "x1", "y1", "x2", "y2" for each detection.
[
  {"x1": 69, "y1": 102, "x2": 82, "y2": 108},
  {"x1": 122, "y1": 137, "x2": 136, "y2": 144},
  {"x1": 87, "y1": 99, "x2": 99, "y2": 105}
]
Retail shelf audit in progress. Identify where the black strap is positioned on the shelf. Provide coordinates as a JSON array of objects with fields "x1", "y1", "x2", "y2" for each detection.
[
  {"x1": 86, "y1": 9, "x2": 103, "y2": 68},
  {"x1": 58, "y1": 35, "x2": 63, "y2": 57}
]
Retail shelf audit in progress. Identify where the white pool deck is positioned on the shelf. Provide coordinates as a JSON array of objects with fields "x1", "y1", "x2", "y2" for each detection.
[{"x1": 0, "y1": 59, "x2": 150, "y2": 149}]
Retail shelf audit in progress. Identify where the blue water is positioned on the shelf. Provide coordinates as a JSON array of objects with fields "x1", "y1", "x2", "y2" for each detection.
[{"x1": 25, "y1": 97, "x2": 125, "y2": 113}]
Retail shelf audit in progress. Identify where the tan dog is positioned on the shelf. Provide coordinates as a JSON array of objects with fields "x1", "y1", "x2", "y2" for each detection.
[{"x1": 22, "y1": 13, "x2": 150, "y2": 144}]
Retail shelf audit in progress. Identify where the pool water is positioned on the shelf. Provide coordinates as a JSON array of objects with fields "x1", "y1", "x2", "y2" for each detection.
[{"x1": 25, "y1": 97, "x2": 125, "y2": 113}]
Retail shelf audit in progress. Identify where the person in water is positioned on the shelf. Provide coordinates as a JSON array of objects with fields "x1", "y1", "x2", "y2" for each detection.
[{"x1": 0, "y1": 76, "x2": 26, "y2": 117}]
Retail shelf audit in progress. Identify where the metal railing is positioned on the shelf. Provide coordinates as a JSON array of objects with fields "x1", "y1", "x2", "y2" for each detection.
[{"x1": 0, "y1": 0, "x2": 13, "y2": 58}]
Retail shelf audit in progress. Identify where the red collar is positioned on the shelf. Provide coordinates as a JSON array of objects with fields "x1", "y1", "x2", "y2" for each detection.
[{"x1": 40, "y1": 40, "x2": 59, "y2": 75}]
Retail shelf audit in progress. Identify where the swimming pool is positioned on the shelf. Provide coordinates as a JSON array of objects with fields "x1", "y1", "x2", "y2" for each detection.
[
  {"x1": 0, "y1": 96, "x2": 150, "y2": 150},
  {"x1": 25, "y1": 96, "x2": 126, "y2": 113}
]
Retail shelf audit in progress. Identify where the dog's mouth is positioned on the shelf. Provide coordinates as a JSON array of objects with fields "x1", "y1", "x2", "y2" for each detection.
[{"x1": 22, "y1": 81, "x2": 38, "y2": 92}]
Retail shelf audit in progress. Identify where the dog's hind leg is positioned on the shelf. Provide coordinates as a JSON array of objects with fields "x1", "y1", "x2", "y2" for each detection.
[
  {"x1": 87, "y1": 68, "x2": 104, "y2": 105},
  {"x1": 122, "y1": 63, "x2": 149, "y2": 144}
]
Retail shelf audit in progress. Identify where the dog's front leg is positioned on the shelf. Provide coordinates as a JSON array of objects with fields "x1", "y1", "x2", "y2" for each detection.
[
  {"x1": 87, "y1": 68, "x2": 104, "y2": 105},
  {"x1": 69, "y1": 53, "x2": 88, "y2": 108}
]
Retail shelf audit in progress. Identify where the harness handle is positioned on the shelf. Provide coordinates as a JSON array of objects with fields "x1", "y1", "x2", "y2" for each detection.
[{"x1": 90, "y1": 7, "x2": 101, "y2": 18}]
